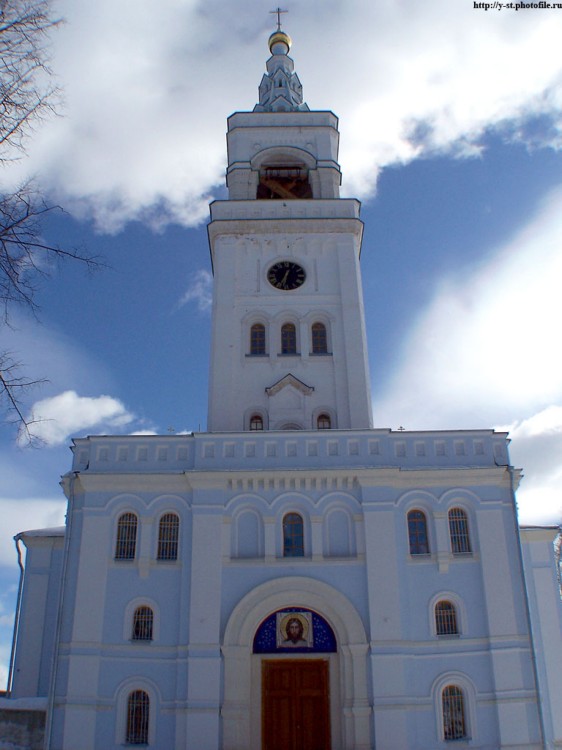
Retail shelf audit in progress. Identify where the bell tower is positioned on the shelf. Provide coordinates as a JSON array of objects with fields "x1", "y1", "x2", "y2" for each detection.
[{"x1": 207, "y1": 26, "x2": 372, "y2": 432}]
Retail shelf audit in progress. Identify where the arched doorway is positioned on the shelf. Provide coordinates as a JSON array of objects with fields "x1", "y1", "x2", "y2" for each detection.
[
  {"x1": 255, "y1": 609, "x2": 336, "y2": 750},
  {"x1": 221, "y1": 577, "x2": 372, "y2": 750}
]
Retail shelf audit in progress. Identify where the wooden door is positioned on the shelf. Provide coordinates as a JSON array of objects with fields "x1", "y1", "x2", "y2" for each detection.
[{"x1": 262, "y1": 659, "x2": 331, "y2": 750}]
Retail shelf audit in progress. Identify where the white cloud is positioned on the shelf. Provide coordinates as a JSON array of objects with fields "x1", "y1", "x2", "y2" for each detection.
[
  {"x1": 507, "y1": 406, "x2": 562, "y2": 439},
  {"x1": 0, "y1": 312, "x2": 115, "y2": 401},
  {"x1": 503, "y1": 407, "x2": 562, "y2": 525},
  {"x1": 22, "y1": 390, "x2": 135, "y2": 446},
  {"x1": 178, "y1": 269, "x2": 213, "y2": 312},
  {"x1": 0, "y1": 498, "x2": 67, "y2": 567},
  {"x1": 373, "y1": 186, "x2": 562, "y2": 429},
  {"x1": 3, "y1": 1, "x2": 562, "y2": 231},
  {"x1": 372, "y1": 186, "x2": 562, "y2": 524}
]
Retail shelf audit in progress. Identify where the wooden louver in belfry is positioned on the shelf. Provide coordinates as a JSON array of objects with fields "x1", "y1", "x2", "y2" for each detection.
[{"x1": 257, "y1": 166, "x2": 312, "y2": 199}]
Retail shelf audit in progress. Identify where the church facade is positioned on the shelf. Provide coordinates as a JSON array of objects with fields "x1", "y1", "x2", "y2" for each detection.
[{"x1": 5, "y1": 27, "x2": 562, "y2": 750}]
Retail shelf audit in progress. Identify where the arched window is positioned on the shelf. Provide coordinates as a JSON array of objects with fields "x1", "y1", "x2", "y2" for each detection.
[
  {"x1": 311, "y1": 322, "x2": 328, "y2": 354},
  {"x1": 126, "y1": 690, "x2": 150, "y2": 744},
  {"x1": 250, "y1": 323, "x2": 266, "y2": 355},
  {"x1": 435, "y1": 601, "x2": 458, "y2": 636},
  {"x1": 407, "y1": 510, "x2": 430, "y2": 555},
  {"x1": 115, "y1": 513, "x2": 137, "y2": 560},
  {"x1": 442, "y1": 685, "x2": 466, "y2": 740},
  {"x1": 448, "y1": 508, "x2": 471, "y2": 554},
  {"x1": 283, "y1": 513, "x2": 304, "y2": 557},
  {"x1": 249, "y1": 414, "x2": 264, "y2": 431},
  {"x1": 132, "y1": 606, "x2": 153, "y2": 641},
  {"x1": 157, "y1": 513, "x2": 179, "y2": 561},
  {"x1": 281, "y1": 323, "x2": 297, "y2": 354},
  {"x1": 317, "y1": 413, "x2": 331, "y2": 430}
]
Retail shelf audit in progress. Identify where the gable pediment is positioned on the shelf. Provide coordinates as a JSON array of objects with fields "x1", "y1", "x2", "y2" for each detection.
[{"x1": 265, "y1": 373, "x2": 314, "y2": 398}]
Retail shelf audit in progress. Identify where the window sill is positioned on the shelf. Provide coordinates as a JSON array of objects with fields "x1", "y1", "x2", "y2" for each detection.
[
  {"x1": 246, "y1": 353, "x2": 268, "y2": 358},
  {"x1": 278, "y1": 352, "x2": 301, "y2": 357},
  {"x1": 408, "y1": 553, "x2": 432, "y2": 561},
  {"x1": 309, "y1": 352, "x2": 332, "y2": 357}
]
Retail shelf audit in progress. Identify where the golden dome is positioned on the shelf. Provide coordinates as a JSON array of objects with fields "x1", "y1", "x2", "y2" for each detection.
[{"x1": 268, "y1": 30, "x2": 292, "y2": 54}]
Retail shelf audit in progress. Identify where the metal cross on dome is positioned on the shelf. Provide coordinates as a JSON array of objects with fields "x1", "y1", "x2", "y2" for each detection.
[{"x1": 270, "y1": 7, "x2": 288, "y2": 31}]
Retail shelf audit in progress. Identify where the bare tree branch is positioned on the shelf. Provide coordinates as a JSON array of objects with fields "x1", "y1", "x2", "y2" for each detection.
[
  {"x1": 0, "y1": 185, "x2": 102, "y2": 321},
  {"x1": 0, "y1": 0, "x2": 61, "y2": 157},
  {"x1": 0, "y1": 351, "x2": 46, "y2": 445},
  {"x1": 0, "y1": 0, "x2": 104, "y2": 441}
]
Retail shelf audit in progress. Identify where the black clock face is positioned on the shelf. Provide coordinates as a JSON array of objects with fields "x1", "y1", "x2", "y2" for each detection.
[{"x1": 267, "y1": 261, "x2": 306, "y2": 291}]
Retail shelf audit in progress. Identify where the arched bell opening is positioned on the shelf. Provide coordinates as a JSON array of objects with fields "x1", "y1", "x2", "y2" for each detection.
[
  {"x1": 251, "y1": 147, "x2": 317, "y2": 200},
  {"x1": 257, "y1": 165, "x2": 312, "y2": 199}
]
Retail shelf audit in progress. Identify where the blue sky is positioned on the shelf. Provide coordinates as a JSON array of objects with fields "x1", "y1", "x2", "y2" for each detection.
[{"x1": 1, "y1": 0, "x2": 562, "y2": 683}]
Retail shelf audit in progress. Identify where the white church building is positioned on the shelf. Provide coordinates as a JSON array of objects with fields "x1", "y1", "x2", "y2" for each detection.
[{"x1": 3, "y1": 25, "x2": 562, "y2": 750}]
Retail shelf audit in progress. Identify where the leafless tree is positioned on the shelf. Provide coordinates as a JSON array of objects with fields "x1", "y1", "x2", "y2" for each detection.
[{"x1": 0, "y1": 0, "x2": 99, "y2": 442}]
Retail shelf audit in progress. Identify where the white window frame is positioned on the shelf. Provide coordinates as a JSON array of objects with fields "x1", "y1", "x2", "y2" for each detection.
[
  {"x1": 432, "y1": 673, "x2": 476, "y2": 744},
  {"x1": 429, "y1": 592, "x2": 466, "y2": 638},
  {"x1": 124, "y1": 598, "x2": 160, "y2": 643},
  {"x1": 115, "y1": 680, "x2": 157, "y2": 747}
]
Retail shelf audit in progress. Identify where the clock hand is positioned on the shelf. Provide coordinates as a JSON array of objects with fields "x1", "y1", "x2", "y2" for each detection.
[{"x1": 281, "y1": 270, "x2": 289, "y2": 285}]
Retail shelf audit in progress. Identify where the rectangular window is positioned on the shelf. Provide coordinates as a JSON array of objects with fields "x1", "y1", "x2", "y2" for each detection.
[
  {"x1": 443, "y1": 686, "x2": 466, "y2": 740},
  {"x1": 281, "y1": 323, "x2": 297, "y2": 355},
  {"x1": 448, "y1": 508, "x2": 471, "y2": 554},
  {"x1": 127, "y1": 691, "x2": 149, "y2": 744},
  {"x1": 407, "y1": 510, "x2": 430, "y2": 555},
  {"x1": 283, "y1": 513, "x2": 304, "y2": 557},
  {"x1": 435, "y1": 602, "x2": 458, "y2": 636},
  {"x1": 311, "y1": 322, "x2": 328, "y2": 354},
  {"x1": 115, "y1": 513, "x2": 137, "y2": 560},
  {"x1": 132, "y1": 607, "x2": 153, "y2": 641},
  {"x1": 250, "y1": 324, "x2": 266, "y2": 355},
  {"x1": 157, "y1": 513, "x2": 179, "y2": 561}
]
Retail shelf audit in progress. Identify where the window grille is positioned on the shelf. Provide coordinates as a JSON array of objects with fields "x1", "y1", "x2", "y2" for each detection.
[
  {"x1": 311, "y1": 322, "x2": 328, "y2": 354},
  {"x1": 115, "y1": 513, "x2": 137, "y2": 560},
  {"x1": 132, "y1": 606, "x2": 153, "y2": 641},
  {"x1": 283, "y1": 513, "x2": 304, "y2": 557},
  {"x1": 157, "y1": 513, "x2": 179, "y2": 561},
  {"x1": 127, "y1": 690, "x2": 149, "y2": 744},
  {"x1": 448, "y1": 508, "x2": 471, "y2": 554},
  {"x1": 250, "y1": 414, "x2": 264, "y2": 431},
  {"x1": 435, "y1": 601, "x2": 458, "y2": 636},
  {"x1": 407, "y1": 510, "x2": 430, "y2": 555},
  {"x1": 281, "y1": 323, "x2": 297, "y2": 354},
  {"x1": 250, "y1": 323, "x2": 266, "y2": 355},
  {"x1": 442, "y1": 685, "x2": 466, "y2": 740},
  {"x1": 317, "y1": 413, "x2": 331, "y2": 430}
]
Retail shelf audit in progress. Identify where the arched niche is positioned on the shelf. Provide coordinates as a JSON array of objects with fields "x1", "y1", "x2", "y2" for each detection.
[
  {"x1": 253, "y1": 607, "x2": 337, "y2": 653},
  {"x1": 221, "y1": 576, "x2": 372, "y2": 750}
]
